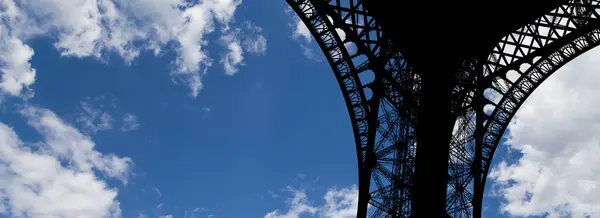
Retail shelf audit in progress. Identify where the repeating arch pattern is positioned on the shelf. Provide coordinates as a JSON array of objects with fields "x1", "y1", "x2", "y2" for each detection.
[
  {"x1": 285, "y1": 0, "x2": 371, "y2": 173},
  {"x1": 479, "y1": 0, "x2": 600, "y2": 203},
  {"x1": 288, "y1": 0, "x2": 600, "y2": 217},
  {"x1": 451, "y1": 0, "x2": 600, "y2": 217},
  {"x1": 287, "y1": 0, "x2": 426, "y2": 217},
  {"x1": 286, "y1": 0, "x2": 420, "y2": 217}
]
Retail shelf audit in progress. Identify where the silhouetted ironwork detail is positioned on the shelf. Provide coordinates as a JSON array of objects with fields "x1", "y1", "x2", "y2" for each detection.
[{"x1": 286, "y1": 0, "x2": 600, "y2": 217}]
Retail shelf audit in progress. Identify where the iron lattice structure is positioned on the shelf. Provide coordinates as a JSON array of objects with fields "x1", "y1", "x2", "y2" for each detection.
[{"x1": 286, "y1": 0, "x2": 600, "y2": 217}]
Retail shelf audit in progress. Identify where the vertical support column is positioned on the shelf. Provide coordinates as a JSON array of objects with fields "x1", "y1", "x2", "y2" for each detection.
[
  {"x1": 472, "y1": 66, "x2": 485, "y2": 218},
  {"x1": 411, "y1": 63, "x2": 459, "y2": 218},
  {"x1": 357, "y1": 167, "x2": 371, "y2": 218},
  {"x1": 357, "y1": 68, "x2": 384, "y2": 218}
]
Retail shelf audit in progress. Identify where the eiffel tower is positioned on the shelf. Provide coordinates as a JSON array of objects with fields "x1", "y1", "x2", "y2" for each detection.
[{"x1": 286, "y1": 0, "x2": 600, "y2": 217}]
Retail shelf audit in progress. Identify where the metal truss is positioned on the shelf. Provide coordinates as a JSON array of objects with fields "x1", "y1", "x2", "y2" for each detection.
[
  {"x1": 287, "y1": 0, "x2": 600, "y2": 217},
  {"x1": 286, "y1": 0, "x2": 419, "y2": 217},
  {"x1": 465, "y1": 1, "x2": 600, "y2": 216}
]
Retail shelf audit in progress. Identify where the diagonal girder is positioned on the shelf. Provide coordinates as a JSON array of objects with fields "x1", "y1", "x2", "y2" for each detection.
[
  {"x1": 479, "y1": 0, "x2": 600, "y2": 205},
  {"x1": 285, "y1": 1, "x2": 373, "y2": 210},
  {"x1": 444, "y1": 62, "x2": 479, "y2": 218},
  {"x1": 313, "y1": 1, "x2": 420, "y2": 217},
  {"x1": 289, "y1": 0, "x2": 600, "y2": 218},
  {"x1": 448, "y1": 1, "x2": 600, "y2": 217},
  {"x1": 288, "y1": 0, "x2": 480, "y2": 217},
  {"x1": 287, "y1": 0, "x2": 420, "y2": 217},
  {"x1": 315, "y1": 1, "x2": 426, "y2": 217}
]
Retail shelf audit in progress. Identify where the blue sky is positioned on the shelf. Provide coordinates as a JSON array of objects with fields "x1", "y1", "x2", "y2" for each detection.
[
  {"x1": 2, "y1": 0, "x2": 600, "y2": 218},
  {"x1": 0, "y1": 0, "x2": 361, "y2": 217}
]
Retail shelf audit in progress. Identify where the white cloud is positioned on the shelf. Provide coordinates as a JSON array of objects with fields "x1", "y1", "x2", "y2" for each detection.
[
  {"x1": 219, "y1": 21, "x2": 268, "y2": 75},
  {"x1": 285, "y1": 6, "x2": 352, "y2": 61},
  {"x1": 220, "y1": 31, "x2": 245, "y2": 75},
  {"x1": 264, "y1": 185, "x2": 359, "y2": 218},
  {"x1": 268, "y1": 190, "x2": 280, "y2": 199},
  {"x1": 285, "y1": 6, "x2": 318, "y2": 61},
  {"x1": 321, "y1": 186, "x2": 359, "y2": 218},
  {"x1": 0, "y1": 0, "x2": 264, "y2": 98},
  {"x1": 264, "y1": 187, "x2": 318, "y2": 218},
  {"x1": 136, "y1": 212, "x2": 148, "y2": 218},
  {"x1": 0, "y1": 34, "x2": 36, "y2": 97},
  {"x1": 299, "y1": 44, "x2": 319, "y2": 61},
  {"x1": 183, "y1": 207, "x2": 209, "y2": 218},
  {"x1": 294, "y1": 23, "x2": 312, "y2": 43},
  {"x1": 296, "y1": 173, "x2": 307, "y2": 180},
  {"x1": 243, "y1": 34, "x2": 267, "y2": 55},
  {"x1": 77, "y1": 100, "x2": 114, "y2": 135},
  {"x1": 286, "y1": 7, "x2": 311, "y2": 43},
  {"x1": 171, "y1": 2, "x2": 213, "y2": 97},
  {"x1": 241, "y1": 22, "x2": 267, "y2": 55},
  {"x1": 121, "y1": 113, "x2": 141, "y2": 132},
  {"x1": 489, "y1": 47, "x2": 600, "y2": 217},
  {"x1": 21, "y1": 106, "x2": 132, "y2": 181},
  {"x1": 0, "y1": 105, "x2": 131, "y2": 217},
  {"x1": 153, "y1": 187, "x2": 162, "y2": 197}
]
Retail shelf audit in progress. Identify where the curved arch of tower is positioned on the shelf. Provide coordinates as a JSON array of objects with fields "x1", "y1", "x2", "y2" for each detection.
[{"x1": 286, "y1": 0, "x2": 600, "y2": 217}]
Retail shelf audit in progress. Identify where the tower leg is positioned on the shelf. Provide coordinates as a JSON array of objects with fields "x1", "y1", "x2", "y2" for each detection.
[{"x1": 411, "y1": 65, "x2": 457, "y2": 218}]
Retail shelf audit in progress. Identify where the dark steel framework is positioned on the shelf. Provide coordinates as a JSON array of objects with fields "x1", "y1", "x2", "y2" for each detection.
[{"x1": 286, "y1": 0, "x2": 600, "y2": 217}]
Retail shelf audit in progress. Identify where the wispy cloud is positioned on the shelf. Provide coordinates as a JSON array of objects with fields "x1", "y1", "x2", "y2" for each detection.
[
  {"x1": 121, "y1": 113, "x2": 141, "y2": 132},
  {"x1": 201, "y1": 107, "x2": 211, "y2": 120},
  {"x1": 220, "y1": 31, "x2": 245, "y2": 75},
  {"x1": 76, "y1": 97, "x2": 115, "y2": 135},
  {"x1": 264, "y1": 185, "x2": 360, "y2": 218},
  {"x1": 153, "y1": 187, "x2": 162, "y2": 197},
  {"x1": 285, "y1": 6, "x2": 318, "y2": 61},
  {"x1": 284, "y1": 4, "x2": 352, "y2": 62},
  {"x1": 219, "y1": 21, "x2": 268, "y2": 75}
]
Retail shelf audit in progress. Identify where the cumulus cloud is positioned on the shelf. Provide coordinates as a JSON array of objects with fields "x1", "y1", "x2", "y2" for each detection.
[
  {"x1": 264, "y1": 185, "x2": 359, "y2": 218},
  {"x1": 121, "y1": 113, "x2": 141, "y2": 132},
  {"x1": 488, "y1": 47, "x2": 600, "y2": 217},
  {"x1": 0, "y1": 105, "x2": 131, "y2": 217},
  {"x1": 0, "y1": 0, "x2": 265, "y2": 98},
  {"x1": 0, "y1": 36, "x2": 36, "y2": 97}
]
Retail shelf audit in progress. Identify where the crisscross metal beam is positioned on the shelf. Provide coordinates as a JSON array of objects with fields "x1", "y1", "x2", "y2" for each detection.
[{"x1": 286, "y1": 0, "x2": 600, "y2": 217}]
